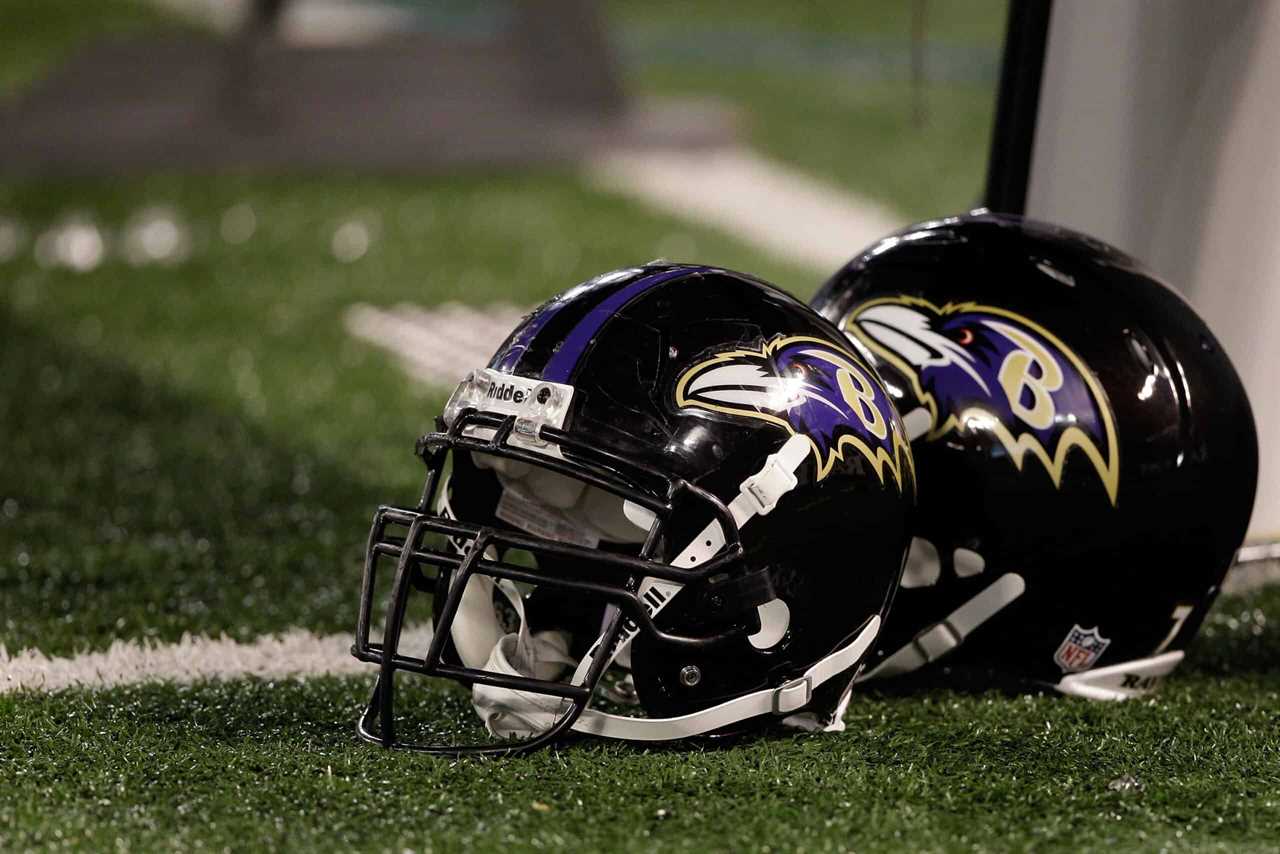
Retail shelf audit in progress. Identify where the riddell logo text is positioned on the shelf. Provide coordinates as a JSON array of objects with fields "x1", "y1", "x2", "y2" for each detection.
[{"x1": 486, "y1": 383, "x2": 527, "y2": 404}]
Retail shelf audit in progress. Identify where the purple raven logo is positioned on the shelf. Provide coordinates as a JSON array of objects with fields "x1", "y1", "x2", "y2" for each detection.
[
  {"x1": 842, "y1": 296, "x2": 1119, "y2": 504},
  {"x1": 674, "y1": 335, "x2": 914, "y2": 488}
]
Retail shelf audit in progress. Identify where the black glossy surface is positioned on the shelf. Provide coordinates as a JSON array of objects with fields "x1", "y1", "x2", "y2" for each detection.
[
  {"x1": 813, "y1": 212, "x2": 1257, "y2": 686},
  {"x1": 360, "y1": 264, "x2": 916, "y2": 748}
]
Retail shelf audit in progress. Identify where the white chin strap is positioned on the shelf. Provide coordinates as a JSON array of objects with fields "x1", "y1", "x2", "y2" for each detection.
[
  {"x1": 571, "y1": 615, "x2": 877, "y2": 741},
  {"x1": 466, "y1": 434, "x2": 878, "y2": 742},
  {"x1": 474, "y1": 614, "x2": 880, "y2": 742},
  {"x1": 858, "y1": 572, "x2": 1026, "y2": 681},
  {"x1": 858, "y1": 573, "x2": 1186, "y2": 701},
  {"x1": 1054, "y1": 650, "x2": 1185, "y2": 700}
]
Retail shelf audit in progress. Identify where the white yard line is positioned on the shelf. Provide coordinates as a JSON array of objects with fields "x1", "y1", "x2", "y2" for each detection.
[
  {"x1": 346, "y1": 146, "x2": 908, "y2": 390},
  {"x1": 147, "y1": 0, "x2": 249, "y2": 33},
  {"x1": 3, "y1": 558, "x2": 1274, "y2": 694},
  {"x1": 345, "y1": 301, "x2": 527, "y2": 388},
  {"x1": 586, "y1": 145, "x2": 905, "y2": 273},
  {"x1": 149, "y1": 0, "x2": 417, "y2": 44},
  {"x1": 0, "y1": 625, "x2": 433, "y2": 694},
  {"x1": 1222, "y1": 558, "x2": 1280, "y2": 596}
]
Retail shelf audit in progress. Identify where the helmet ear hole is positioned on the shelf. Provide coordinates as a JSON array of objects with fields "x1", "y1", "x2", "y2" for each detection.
[
  {"x1": 447, "y1": 566, "x2": 504, "y2": 669},
  {"x1": 748, "y1": 599, "x2": 791, "y2": 649},
  {"x1": 901, "y1": 537, "x2": 941, "y2": 589}
]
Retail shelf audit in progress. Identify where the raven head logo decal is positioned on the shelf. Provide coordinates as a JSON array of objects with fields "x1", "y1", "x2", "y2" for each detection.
[
  {"x1": 674, "y1": 335, "x2": 914, "y2": 488},
  {"x1": 842, "y1": 296, "x2": 1119, "y2": 504}
]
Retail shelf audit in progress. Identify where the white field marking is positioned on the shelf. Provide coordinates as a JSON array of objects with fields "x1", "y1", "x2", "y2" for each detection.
[
  {"x1": 0, "y1": 625, "x2": 434, "y2": 694},
  {"x1": 345, "y1": 301, "x2": 528, "y2": 389},
  {"x1": 3, "y1": 561, "x2": 1276, "y2": 695},
  {"x1": 1222, "y1": 558, "x2": 1280, "y2": 596},
  {"x1": 278, "y1": 0, "x2": 420, "y2": 47},
  {"x1": 149, "y1": 0, "x2": 417, "y2": 44},
  {"x1": 586, "y1": 146, "x2": 905, "y2": 273},
  {"x1": 148, "y1": 0, "x2": 250, "y2": 33}
]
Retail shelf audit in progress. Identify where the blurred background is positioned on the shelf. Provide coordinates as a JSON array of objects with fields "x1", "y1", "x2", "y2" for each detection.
[{"x1": 0, "y1": 0, "x2": 1006, "y2": 652}]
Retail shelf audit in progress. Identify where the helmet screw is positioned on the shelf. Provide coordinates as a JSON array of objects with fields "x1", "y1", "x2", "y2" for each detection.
[
  {"x1": 536, "y1": 387, "x2": 552, "y2": 405},
  {"x1": 679, "y1": 665, "x2": 701, "y2": 687}
]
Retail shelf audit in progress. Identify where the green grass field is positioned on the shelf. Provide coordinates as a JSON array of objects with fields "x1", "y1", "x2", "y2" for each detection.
[
  {"x1": 610, "y1": 0, "x2": 1007, "y2": 219},
  {"x1": 0, "y1": 0, "x2": 194, "y2": 99},
  {"x1": 3, "y1": 3, "x2": 1279, "y2": 852}
]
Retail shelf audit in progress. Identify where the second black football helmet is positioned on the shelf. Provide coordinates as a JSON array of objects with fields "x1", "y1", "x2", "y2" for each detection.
[{"x1": 812, "y1": 212, "x2": 1257, "y2": 699}]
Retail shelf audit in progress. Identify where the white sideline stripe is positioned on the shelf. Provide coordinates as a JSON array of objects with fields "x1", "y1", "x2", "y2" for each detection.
[
  {"x1": 149, "y1": 0, "x2": 417, "y2": 45},
  {"x1": 3, "y1": 566, "x2": 1274, "y2": 695},
  {"x1": 345, "y1": 301, "x2": 528, "y2": 388},
  {"x1": 345, "y1": 148, "x2": 903, "y2": 384},
  {"x1": 6, "y1": 551, "x2": 1275, "y2": 694},
  {"x1": 586, "y1": 146, "x2": 905, "y2": 273},
  {"x1": 148, "y1": 0, "x2": 249, "y2": 33},
  {"x1": 0, "y1": 626, "x2": 434, "y2": 694},
  {"x1": 1222, "y1": 559, "x2": 1280, "y2": 596}
]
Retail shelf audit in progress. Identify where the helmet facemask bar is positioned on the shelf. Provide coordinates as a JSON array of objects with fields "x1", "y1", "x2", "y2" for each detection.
[{"x1": 352, "y1": 409, "x2": 747, "y2": 756}]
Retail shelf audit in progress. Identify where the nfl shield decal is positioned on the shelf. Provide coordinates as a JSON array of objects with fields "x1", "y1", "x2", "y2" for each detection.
[{"x1": 1054, "y1": 624, "x2": 1111, "y2": 672}]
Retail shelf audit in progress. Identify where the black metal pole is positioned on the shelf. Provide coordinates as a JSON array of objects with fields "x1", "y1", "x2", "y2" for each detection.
[{"x1": 984, "y1": 0, "x2": 1054, "y2": 214}]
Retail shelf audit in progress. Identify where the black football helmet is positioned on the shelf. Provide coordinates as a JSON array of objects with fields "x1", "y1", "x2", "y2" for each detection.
[
  {"x1": 353, "y1": 263, "x2": 916, "y2": 753},
  {"x1": 811, "y1": 212, "x2": 1257, "y2": 699}
]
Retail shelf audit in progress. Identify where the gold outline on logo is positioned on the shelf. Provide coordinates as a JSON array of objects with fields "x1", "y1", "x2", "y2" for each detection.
[
  {"x1": 842, "y1": 295, "x2": 1120, "y2": 505},
  {"x1": 674, "y1": 335, "x2": 915, "y2": 489}
]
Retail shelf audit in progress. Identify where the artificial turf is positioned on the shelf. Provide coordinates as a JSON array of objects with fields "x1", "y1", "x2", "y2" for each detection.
[
  {"x1": 608, "y1": 0, "x2": 1009, "y2": 43},
  {"x1": 635, "y1": 69, "x2": 999, "y2": 223},
  {"x1": 611, "y1": 0, "x2": 1006, "y2": 220},
  {"x1": 0, "y1": 0, "x2": 198, "y2": 99},
  {"x1": 2, "y1": 595, "x2": 1278, "y2": 853}
]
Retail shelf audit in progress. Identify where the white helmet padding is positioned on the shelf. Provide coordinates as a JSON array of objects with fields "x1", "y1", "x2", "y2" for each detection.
[
  {"x1": 443, "y1": 455, "x2": 651, "y2": 672},
  {"x1": 473, "y1": 452, "x2": 651, "y2": 546}
]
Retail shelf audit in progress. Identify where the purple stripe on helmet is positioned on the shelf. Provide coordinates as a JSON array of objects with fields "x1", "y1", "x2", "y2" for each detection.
[
  {"x1": 542, "y1": 266, "x2": 706, "y2": 382},
  {"x1": 490, "y1": 300, "x2": 561, "y2": 372}
]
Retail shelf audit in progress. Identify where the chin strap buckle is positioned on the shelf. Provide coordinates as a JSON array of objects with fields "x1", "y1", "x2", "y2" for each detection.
[
  {"x1": 739, "y1": 435, "x2": 809, "y2": 517},
  {"x1": 771, "y1": 674, "x2": 813, "y2": 714}
]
